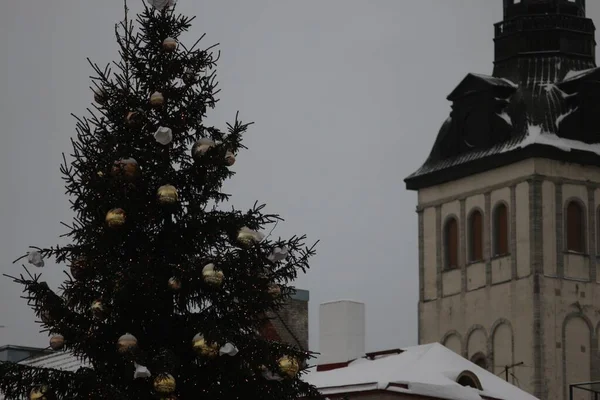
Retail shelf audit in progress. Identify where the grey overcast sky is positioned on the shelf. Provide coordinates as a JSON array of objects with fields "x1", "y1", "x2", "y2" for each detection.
[{"x1": 2, "y1": 1, "x2": 600, "y2": 354}]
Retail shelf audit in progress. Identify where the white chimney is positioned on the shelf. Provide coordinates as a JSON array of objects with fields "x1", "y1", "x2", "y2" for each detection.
[{"x1": 318, "y1": 300, "x2": 365, "y2": 366}]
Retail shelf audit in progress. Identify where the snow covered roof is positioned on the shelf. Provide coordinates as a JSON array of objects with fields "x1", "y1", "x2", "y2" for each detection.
[
  {"x1": 303, "y1": 343, "x2": 538, "y2": 400},
  {"x1": 18, "y1": 350, "x2": 88, "y2": 371}
]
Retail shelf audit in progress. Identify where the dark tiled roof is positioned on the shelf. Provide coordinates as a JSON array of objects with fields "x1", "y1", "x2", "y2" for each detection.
[{"x1": 405, "y1": 65, "x2": 600, "y2": 190}]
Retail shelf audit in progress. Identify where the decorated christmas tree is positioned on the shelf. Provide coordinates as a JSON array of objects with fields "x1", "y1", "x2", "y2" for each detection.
[{"x1": 0, "y1": 1, "x2": 320, "y2": 399}]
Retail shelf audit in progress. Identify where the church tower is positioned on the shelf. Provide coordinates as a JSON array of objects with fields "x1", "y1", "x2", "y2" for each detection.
[{"x1": 404, "y1": 1, "x2": 599, "y2": 398}]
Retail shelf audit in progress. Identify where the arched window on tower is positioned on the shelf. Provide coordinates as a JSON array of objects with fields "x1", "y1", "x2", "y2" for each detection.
[
  {"x1": 493, "y1": 203, "x2": 509, "y2": 256},
  {"x1": 444, "y1": 217, "x2": 459, "y2": 270},
  {"x1": 566, "y1": 200, "x2": 585, "y2": 253},
  {"x1": 469, "y1": 210, "x2": 483, "y2": 262},
  {"x1": 469, "y1": 353, "x2": 488, "y2": 371}
]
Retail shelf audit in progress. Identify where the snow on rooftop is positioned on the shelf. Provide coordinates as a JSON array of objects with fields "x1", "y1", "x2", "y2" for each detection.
[
  {"x1": 556, "y1": 108, "x2": 577, "y2": 129},
  {"x1": 563, "y1": 68, "x2": 596, "y2": 81},
  {"x1": 497, "y1": 112, "x2": 512, "y2": 126},
  {"x1": 303, "y1": 343, "x2": 538, "y2": 400},
  {"x1": 320, "y1": 299, "x2": 363, "y2": 305},
  {"x1": 19, "y1": 351, "x2": 89, "y2": 372},
  {"x1": 517, "y1": 124, "x2": 600, "y2": 156}
]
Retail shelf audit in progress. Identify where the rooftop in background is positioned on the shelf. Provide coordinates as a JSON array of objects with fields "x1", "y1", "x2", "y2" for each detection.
[
  {"x1": 0, "y1": 345, "x2": 51, "y2": 363},
  {"x1": 304, "y1": 342, "x2": 538, "y2": 400}
]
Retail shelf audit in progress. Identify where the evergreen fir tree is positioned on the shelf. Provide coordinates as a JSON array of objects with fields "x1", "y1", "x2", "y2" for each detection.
[{"x1": 0, "y1": 2, "x2": 321, "y2": 399}]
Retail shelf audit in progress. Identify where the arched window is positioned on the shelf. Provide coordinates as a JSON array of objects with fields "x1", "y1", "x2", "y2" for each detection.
[
  {"x1": 493, "y1": 203, "x2": 509, "y2": 256},
  {"x1": 456, "y1": 370, "x2": 484, "y2": 390},
  {"x1": 470, "y1": 353, "x2": 488, "y2": 371},
  {"x1": 444, "y1": 217, "x2": 459, "y2": 269},
  {"x1": 469, "y1": 210, "x2": 483, "y2": 262},
  {"x1": 566, "y1": 200, "x2": 585, "y2": 253}
]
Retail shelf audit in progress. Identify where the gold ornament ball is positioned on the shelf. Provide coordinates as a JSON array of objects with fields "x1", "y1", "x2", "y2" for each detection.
[
  {"x1": 125, "y1": 110, "x2": 144, "y2": 128},
  {"x1": 224, "y1": 151, "x2": 236, "y2": 166},
  {"x1": 150, "y1": 91, "x2": 165, "y2": 108},
  {"x1": 236, "y1": 227, "x2": 263, "y2": 248},
  {"x1": 49, "y1": 334, "x2": 64, "y2": 351},
  {"x1": 111, "y1": 158, "x2": 140, "y2": 181},
  {"x1": 168, "y1": 277, "x2": 182, "y2": 291},
  {"x1": 162, "y1": 37, "x2": 178, "y2": 52},
  {"x1": 69, "y1": 258, "x2": 86, "y2": 280},
  {"x1": 191, "y1": 138, "x2": 215, "y2": 162},
  {"x1": 278, "y1": 356, "x2": 300, "y2": 378},
  {"x1": 106, "y1": 208, "x2": 126, "y2": 228},
  {"x1": 29, "y1": 385, "x2": 50, "y2": 400},
  {"x1": 192, "y1": 333, "x2": 219, "y2": 357},
  {"x1": 154, "y1": 373, "x2": 176, "y2": 394},
  {"x1": 157, "y1": 184, "x2": 178, "y2": 205},
  {"x1": 268, "y1": 284, "x2": 282, "y2": 297},
  {"x1": 90, "y1": 300, "x2": 105, "y2": 318},
  {"x1": 117, "y1": 333, "x2": 138, "y2": 354},
  {"x1": 202, "y1": 263, "x2": 224, "y2": 287}
]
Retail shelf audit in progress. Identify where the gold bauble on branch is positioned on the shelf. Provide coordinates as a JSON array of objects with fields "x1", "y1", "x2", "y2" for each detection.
[
  {"x1": 69, "y1": 258, "x2": 86, "y2": 280},
  {"x1": 29, "y1": 385, "x2": 50, "y2": 400},
  {"x1": 236, "y1": 227, "x2": 265, "y2": 248},
  {"x1": 150, "y1": 91, "x2": 165, "y2": 108},
  {"x1": 111, "y1": 158, "x2": 140, "y2": 181},
  {"x1": 192, "y1": 333, "x2": 219, "y2": 357},
  {"x1": 157, "y1": 184, "x2": 178, "y2": 205},
  {"x1": 191, "y1": 138, "x2": 215, "y2": 162},
  {"x1": 224, "y1": 151, "x2": 236, "y2": 166},
  {"x1": 268, "y1": 284, "x2": 282, "y2": 297},
  {"x1": 117, "y1": 333, "x2": 138, "y2": 354},
  {"x1": 202, "y1": 263, "x2": 224, "y2": 287},
  {"x1": 90, "y1": 300, "x2": 105, "y2": 319},
  {"x1": 125, "y1": 110, "x2": 144, "y2": 128},
  {"x1": 106, "y1": 208, "x2": 126, "y2": 228},
  {"x1": 278, "y1": 356, "x2": 300, "y2": 378},
  {"x1": 162, "y1": 37, "x2": 177, "y2": 52},
  {"x1": 154, "y1": 373, "x2": 176, "y2": 394},
  {"x1": 49, "y1": 334, "x2": 64, "y2": 350},
  {"x1": 168, "y1": 277, "x2": 181, "y2": 291}
]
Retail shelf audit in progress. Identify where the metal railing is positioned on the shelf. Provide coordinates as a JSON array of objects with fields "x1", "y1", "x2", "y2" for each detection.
[
  {"x1": 569, "y1": 381, "x2": 600, "y2": 400},
  {"x1": 495, "y1": 14, "x2": 594, "y2": 37}
]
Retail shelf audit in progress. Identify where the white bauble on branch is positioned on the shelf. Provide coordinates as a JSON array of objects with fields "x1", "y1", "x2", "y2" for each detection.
[
  {"x1": 134, "y1": 362, "x2": 151, "y2": 379},
  {"x1": 219, "y1": 342, "x2": 238, "y2": 356},
  {"x1": 268, "y1": 246, "x2": 289, "y2": 263},
  {"x1": 27, "y1": 251, "x2": 44, "y2": 268},
  {"x1": 154, "y1": 126, "x2": 173, "y2": 145}
]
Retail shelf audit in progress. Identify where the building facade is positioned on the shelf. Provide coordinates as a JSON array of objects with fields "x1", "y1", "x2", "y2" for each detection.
[
  {"x1": 405, "y1": 1, "x2": 600, "y2": 399},
  {"x1": 305, "y1": 300, "x2": 537, "y2": 400}
]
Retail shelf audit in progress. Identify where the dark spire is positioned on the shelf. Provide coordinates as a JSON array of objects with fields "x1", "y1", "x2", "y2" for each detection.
[{"x1": 493, "y1": 0, "x2": 596, "y2": 84}]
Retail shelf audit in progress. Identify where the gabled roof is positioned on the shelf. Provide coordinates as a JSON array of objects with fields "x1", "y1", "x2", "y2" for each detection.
[
  {"x1": 303, "y1": 343, "x2": 538, "y2": 400},
  {"x1": 447, "y1": 73, "x2": 517, "y2": 101}
]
